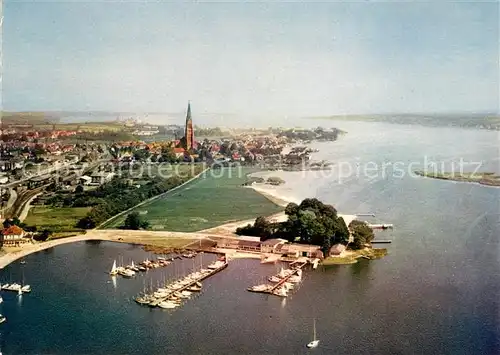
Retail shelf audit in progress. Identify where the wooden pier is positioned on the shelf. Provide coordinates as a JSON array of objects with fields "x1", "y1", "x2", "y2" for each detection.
[
  {"x1": 139, "y1": 262, "x2": 228, "y2": 307},
  {"x1": 248, "y1": 261, "x2": 307, "y2": 296},
  {"x1": 367, "y1": 223, "x2": 394, "y2": 230},
  {"x1": 356, "y1": 213, "x2": 375, "y2": 217},
  {"x1": 371, "y1": 240, "x2": 392, "y2": 244}
]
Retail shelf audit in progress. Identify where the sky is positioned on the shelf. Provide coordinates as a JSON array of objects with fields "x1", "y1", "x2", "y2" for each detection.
[{"x1": 2, "y1": 1, "x2": 499, "y2": 116}]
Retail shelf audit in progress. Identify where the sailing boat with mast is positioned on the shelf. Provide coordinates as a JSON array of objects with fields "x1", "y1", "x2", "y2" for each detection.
[
  {"x1": 306, "y1": 318, "x2": 319, "y2": 348},
  {"x1": 109, "y1": 260, "x2": 118, "y2": 276}
]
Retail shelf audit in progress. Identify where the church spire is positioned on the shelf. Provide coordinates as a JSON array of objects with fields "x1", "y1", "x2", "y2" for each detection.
[
  {"x1": 186, "y1": 101, "x2": 192, "y2": 124},
  {"x1": 184, "y1": 101, "x2": 194, "y2": 150}
]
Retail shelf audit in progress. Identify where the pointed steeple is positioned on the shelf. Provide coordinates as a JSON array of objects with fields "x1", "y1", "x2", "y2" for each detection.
[
  {"x1": 184, "y1": 101, "x2": 194, "y2": 150},
  {"x1": 186, "y1": 101, "x2": 192, "y2": 124}
]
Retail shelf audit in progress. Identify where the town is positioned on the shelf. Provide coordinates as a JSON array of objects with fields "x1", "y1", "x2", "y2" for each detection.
[{"x1": 0, "y1": 104, "x2": 342, "y2": 246}]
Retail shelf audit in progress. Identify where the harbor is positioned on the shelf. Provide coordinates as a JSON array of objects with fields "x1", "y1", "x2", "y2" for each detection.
[
  {"x1": 134, "y1": 255, "x2": 229, "y2": 309},
  {"x1": 248, "y1": 261, "x2": 307, "y2": 297}
]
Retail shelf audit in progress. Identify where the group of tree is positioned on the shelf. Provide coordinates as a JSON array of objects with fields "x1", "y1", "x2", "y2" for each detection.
[
  {"x1": 121, "y1": 212, "x2": 149, "y2": 230},
  {"x1": 348, "y1": 220, "x2": 375, "y2": 249},
  {"x1": 235, "y1": 198, "x2": 375, "y2": 254},
  {"x1": 68, "y1": 165, "x2": 205, "y2": 229},
  {"x1": 236, "y1": 198, "x2": 351, "y2": 255}
]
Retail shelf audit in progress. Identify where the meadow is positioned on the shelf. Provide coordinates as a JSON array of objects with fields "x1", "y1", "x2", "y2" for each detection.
[{"x1": 101, "y1": 167, "x2": 283, "y2": 232}]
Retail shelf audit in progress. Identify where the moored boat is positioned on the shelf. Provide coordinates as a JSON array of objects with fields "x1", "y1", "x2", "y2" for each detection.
[{"x1": 109, "y1": 260, "x2": 118, "y2": 276}]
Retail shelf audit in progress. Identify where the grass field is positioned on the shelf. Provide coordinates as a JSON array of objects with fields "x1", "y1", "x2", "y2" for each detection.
[
  {"x1": 24, "y1": 207, "x2": 91, "y2": 232},
  {"x1": 101, "y1": 167, "x2": 283, "y2": 232}
]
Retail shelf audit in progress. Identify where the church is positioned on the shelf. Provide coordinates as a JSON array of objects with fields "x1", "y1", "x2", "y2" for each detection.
[{"x1": 183, "y1": 101, "x2": 194, "y2": 151}]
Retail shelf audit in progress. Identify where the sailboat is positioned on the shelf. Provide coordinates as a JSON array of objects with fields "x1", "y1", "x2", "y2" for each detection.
[
  {"x1": 306, "y1": 319, "x2": 320, "y2": 348},
  {"x1": 110, "y1": 260, "x2": 118, "y2": 276}
]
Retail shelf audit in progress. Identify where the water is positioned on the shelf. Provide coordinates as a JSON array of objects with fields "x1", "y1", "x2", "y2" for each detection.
[{"x1": 1, "y1": 121, "x2": 499, "y2": 354}]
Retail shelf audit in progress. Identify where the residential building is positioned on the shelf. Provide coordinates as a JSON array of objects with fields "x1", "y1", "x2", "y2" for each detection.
[{"x1": 1, "y1": 225, "x2": 28, "y2": 246}]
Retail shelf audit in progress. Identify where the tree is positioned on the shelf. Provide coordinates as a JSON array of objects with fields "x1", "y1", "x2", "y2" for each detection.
[
  {"x1": 34, "y1": 229, "x2": 52, "y2": 241},
  {"x1": 75, "y1": 185, "x2": 84, "y2": 194},
  {"x1": 349, "y1": 220, "x2": 374, "y2": 249},
  {"x1": 161, "y1": 147, "x2": 177, "y2": 163},
  {"x1": 236, "y1": 198, "x2": 349, "y2": 253},
  {"x1": 122, "y1": 212, "x2": 149, "y2": 230},
  {"x1": 133, "y1": 149, "x2": 150, "y2": 162}
]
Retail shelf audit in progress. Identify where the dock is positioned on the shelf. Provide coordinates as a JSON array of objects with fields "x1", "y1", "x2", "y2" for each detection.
[
  {"x1": 137, "y1": 261, "x2": 228, "y2": 308},
  {"x1": 356, "y1": 213, "x2": 375, "y2": 217},
  {"x1": 248, "y1": 261, "x2": 307, "y2": 297},
  {"x1": 371, "y1": 240, "x2": 392, "y2": 243},
  {"x1": 367, "y1": 223, "x2": 394, "y2": 230}
]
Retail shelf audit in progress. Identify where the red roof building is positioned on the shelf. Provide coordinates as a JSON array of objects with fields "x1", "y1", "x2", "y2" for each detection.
[{"x1": 1, "y1": 225, "x2": 27, "y2": 246}]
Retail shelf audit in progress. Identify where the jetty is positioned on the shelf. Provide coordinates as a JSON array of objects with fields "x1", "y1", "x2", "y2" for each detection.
[
  {"x1": 367, "y1": 223, "x2": 394, "y2": 230},
  {"x1": 371, "y1": 240, "x2": 392, "y2": 244},
  {"x1": 248, "y1": 261, "x2": 307, "y2": 297},
  {"x1": 135, "y1": 257, "x2": 228, "y2": 309}
]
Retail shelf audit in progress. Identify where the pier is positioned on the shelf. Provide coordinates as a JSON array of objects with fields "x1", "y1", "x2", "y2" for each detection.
[
  {"x1": 371, "y1": 240, "x2": 392, "y2": 243},
  {"x1": 248, "y1": 261, "x2": 307, "y2": 297},
  {"x1": 136, "y1": 259, "x2": 228, "y2": 308},
  {"x1": 356, "y1": 213, "x2": 376, "y2": 217},
  {"x1": 367, "y1": 223, "x2": 394, "y2": 230}
]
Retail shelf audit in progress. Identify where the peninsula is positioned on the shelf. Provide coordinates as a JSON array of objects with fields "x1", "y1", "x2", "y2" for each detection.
[{"x1": 415, "y1": 171, "x2": 500, "y2": 187}]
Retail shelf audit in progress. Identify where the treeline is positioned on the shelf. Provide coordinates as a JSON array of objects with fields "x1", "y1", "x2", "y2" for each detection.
[
  {"x1": 194, "y1": 126, "x2": 229, "y2": 137},
  {"x1": 235, "y1": 198, "x2": 374, "y2": 254}
]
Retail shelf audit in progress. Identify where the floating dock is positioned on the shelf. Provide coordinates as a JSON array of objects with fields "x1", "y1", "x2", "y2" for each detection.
[
  {"x1": 367, "y1": 223, "x2": 394, "y2": 230},
  {"x1": 356, "y1": 213, "x2": 376, "y2": 217},
  {"x1": 248, "y1": 261, "x2": 307, "y2": 297},
  {"x1": 136, "y1": 261, "x2": 228, "y2": 308}
]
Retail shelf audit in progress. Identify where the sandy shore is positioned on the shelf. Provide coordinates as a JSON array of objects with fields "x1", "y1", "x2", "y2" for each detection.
[{"x1": 0, "y1": 233, "x2": 103, "y2": 269}]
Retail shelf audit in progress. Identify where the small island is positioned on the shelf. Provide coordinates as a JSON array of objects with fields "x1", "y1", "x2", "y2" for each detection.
[{"x1": 415, "y1": 171, "x2": 500, "y2": 187}]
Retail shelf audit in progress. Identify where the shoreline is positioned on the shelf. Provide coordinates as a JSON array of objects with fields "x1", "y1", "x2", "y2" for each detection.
[{"x1": 415, "y1": 172, "x2": 500, "y2": 188}]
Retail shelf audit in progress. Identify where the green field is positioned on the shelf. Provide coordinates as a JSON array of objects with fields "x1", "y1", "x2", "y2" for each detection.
[
  {"x1": 101, "y1": 167, "x2": 283, "y2": 232},
  {"x1": 24, "y1": 206, "x2": 91, "y2": 232}
]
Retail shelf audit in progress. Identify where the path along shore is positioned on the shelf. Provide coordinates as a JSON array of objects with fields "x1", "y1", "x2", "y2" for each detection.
[{"x1": 0, "y1": 169, "x2": 357, "y2": 268}]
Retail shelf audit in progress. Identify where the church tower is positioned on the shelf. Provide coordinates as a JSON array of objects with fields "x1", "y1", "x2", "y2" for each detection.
[{"x1": 184, "y1": 101, "x2": 194, "y2": 150}]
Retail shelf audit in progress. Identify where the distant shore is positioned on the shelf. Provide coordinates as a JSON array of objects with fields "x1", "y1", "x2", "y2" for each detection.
[{"x1": 415, "y1": 171, "x2": 500, "y2": 188}]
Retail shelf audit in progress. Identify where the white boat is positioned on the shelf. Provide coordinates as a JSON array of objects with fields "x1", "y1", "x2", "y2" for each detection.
[
  {"x1": 0, "y1": 296, "x2": 3, "y2": 304},
  {"x1": 180, "y1": 291, "x2": 192, "y2": 297},
  {"x1": 0, "y1": 315, "x2": 6, "y2": 324},
  {"x1": 119, "y1": 269, "x2": 136, "y2": 277},
  {"x1": 273, "y1": 287, "x2": 288, "y2": 297},
  {"x1": 158, "y1": 301, "x2": 178, "y2": 309},
  {"x1": 306, "y1": 319, "x2": 320, "y2": 348},
  {"x1": 110, "y1": 260, "x2": 118, "y2": 275},
  {"x1": 250, "y1": 284, "x2": 271, "y2": 292},
  {"x1": 127, "y1": 261, "x2": 139, "y2": 272},
  {"x1": 21, "y1": 285, "x2": 31, "y2": 293},
  {"x1": 268, "y1": 276, "x2": 282, "y2": 283},
  {"x1": 6, "y1": 283, "x2": 21, "y2": 291}
]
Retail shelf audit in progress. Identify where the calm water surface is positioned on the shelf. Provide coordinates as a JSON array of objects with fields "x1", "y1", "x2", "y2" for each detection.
[{"x1": 0, "y1": 121, "x2": 499, "y2": 354}]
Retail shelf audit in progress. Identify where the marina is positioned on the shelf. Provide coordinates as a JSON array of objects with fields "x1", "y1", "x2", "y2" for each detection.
[
  {"x1": 134, "y1": 255, "x2": 229, "y2": 309},
  {"x1": 0, "y1": 282, "x2": 32, "y2": 295},
  {"x1": 248, "y1": 261, "x2": 306, "y2": 297},
  {"x1": 109, "y1": 256, "x2": 175, "y2": 277}
]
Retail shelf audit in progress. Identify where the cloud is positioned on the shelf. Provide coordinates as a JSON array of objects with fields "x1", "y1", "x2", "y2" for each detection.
[{"x1": 2, "y1": 2, "x2": 498, "y2": 115}]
